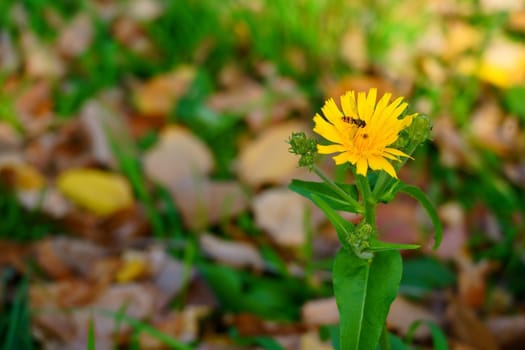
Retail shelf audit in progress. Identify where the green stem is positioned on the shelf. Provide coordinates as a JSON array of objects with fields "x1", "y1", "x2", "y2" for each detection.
[
  {"x1": 355, "y1": 175, "x2": 376, "y2": 224},
  {"x1": 313, "y1": 166, "x2": 363, "y2": 213},
  {"x1": 379, "y1": 324, "x2": 392, "y2": 350}
]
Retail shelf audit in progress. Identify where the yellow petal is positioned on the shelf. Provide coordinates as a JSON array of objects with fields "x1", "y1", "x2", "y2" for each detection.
[
  {"x1": 368, "y1": 156, "x2": 398, "y2": 178},
  {"x1": 313, "y1": 114, "x2": 344, "y2": 144},
  {"x1": 57, "y1": 168, "x2": 133, "y2": 216},
  {"x1": 317, "y1": 144, "x2": 347, "y2": 154},
  {"x1": 356, "y1": 158, "x2": 368, "y2": 176}
]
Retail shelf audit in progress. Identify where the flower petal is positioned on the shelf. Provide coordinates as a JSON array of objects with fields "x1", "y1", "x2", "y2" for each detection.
[
  {"x1": 368, "y1": 156, "x2": 398, "y2": 178},
  {"x1": 317, "y1": 144, "x2": 347, "y2": 154},
  {"x1": 313, "y1": 114, "x2": 344, "y2": 144}
]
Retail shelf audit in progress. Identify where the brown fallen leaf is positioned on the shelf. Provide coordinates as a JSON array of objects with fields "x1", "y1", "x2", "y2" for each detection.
[
  {"x1": 252, "y1": 187, "x2": 324, "y2": 248},
  {"x1": 56, "y1": 13, "x2": 93, "y2": 58},
  {"x1": 133, "y1": 66, "x2": 195, "y2": 117},
  {"x1": 486, "y1": 315, "x2": 525, "y2": 348},
  {"x1": 237, "y1": 121, "x2": 310, "y2": 187},
  {"x1": 20, "y1": 32, "x2": 64, "y2": 78},
  {"x1": 446, "y1": 297, "x2": 499, "y2": 350},
  {"x1": 301, "y1": 297, "x2": 339, "y2": 326},
  {"x1": 387, "y1": 296, "x2": 440, "y2": 339},
  {"x1": 454, "y1": 249, "x2": 496, "y2": 308},
  {"x1": 300, "y1": 331, "x2": 334, "y2": 350},
  {"x1": 143, "y1": 125, "x2": 214, "y2": 188},
  {"x1": 432, "y1": 202, "x2": 468, "y2": 260},
  {"x1": 376, "y1": 197, "x2": 422, "y2": 247},
  {"x1": 199, "y1": 232, "x2": 264, "y2": 269},
  {"x1": 169, "y1": 178, "x2": 248, "y2": 230}
]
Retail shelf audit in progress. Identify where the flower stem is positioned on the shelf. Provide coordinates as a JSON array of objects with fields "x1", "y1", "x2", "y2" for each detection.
[
  {"x1": 379, "y1": 324, "x2": 391, "y2": 350},
  {"x1": 313, "y1": 166, "x2": 363, "y2": 213},
  {"x1": 355, "y1": 175, "x2": 376, "y2": 224}
]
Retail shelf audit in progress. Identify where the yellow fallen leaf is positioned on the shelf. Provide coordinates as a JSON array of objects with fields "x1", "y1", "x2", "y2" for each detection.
[
  {"x1": 116, "y1": 251, "x2": 149, "y2": 283},
  {"x1": 478, "y1": 36, "x2": 525, "y2": 88},
  {"x1": 57, "y1": 168, "x2": 133, "y2": 216},
  {"x1": 13, "y1": 164, "x2": 46, "y2": 190}
]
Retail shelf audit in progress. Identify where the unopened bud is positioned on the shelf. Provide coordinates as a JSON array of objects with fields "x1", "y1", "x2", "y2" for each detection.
[{"x1": 287, "y1": 132, "x2": 318, "y2": 170}]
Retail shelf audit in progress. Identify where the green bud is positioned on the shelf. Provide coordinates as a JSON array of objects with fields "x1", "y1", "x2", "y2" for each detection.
[
  {"x1": 346, "y1": 222, "x2": 374, "y2": 259},
  {"x1": 407, "y1": 114, "x2": 433, "y2": 146},
  {"x1": 287, "y1": 132, "x2": 318, "y2": 170}
]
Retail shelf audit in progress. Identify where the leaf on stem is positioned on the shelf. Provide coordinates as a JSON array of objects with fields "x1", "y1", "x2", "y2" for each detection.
[
  {"x1": 396, "y1": 184, "x2": 443, "y2": 250},
  {"x1": 310, "y1": 194, "x2": 354, "y2": 250},
  {"x1": 333, "y1": 249, "x2": 402, "y2": 350},
  {"x1": 289, "y1": 179, "x2": 360, "y2": 213}
]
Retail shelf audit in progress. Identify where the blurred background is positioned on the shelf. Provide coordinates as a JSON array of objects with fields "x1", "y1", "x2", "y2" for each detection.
[{"x1": 1, "y1": 0, "x2": 525, "y2": 349}]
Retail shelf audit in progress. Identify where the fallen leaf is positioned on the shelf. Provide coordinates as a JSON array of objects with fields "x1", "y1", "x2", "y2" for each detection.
[
  {"x1": 20, "y1": 32, "x2": 64, "y2": 78},
  {"x1": 57, "y1": 168, "x2": 134, "y2": 216},
  {"x1": 376, "y1": 197, "x2": 422, "y2": 246},
  {"x1": 139, "y1": 306, "x2": 210, "y2": 348},
  {"x1": 446, "y1": 297, "x2": 499, "y2": 350},
  {"x1": 301, "y1": 297, "x2": 339, "y2": 326},
  {"x1": 387, "y1": 296, "x2": 440, "y2": 339},
  {"x1": 252, "y1": 187, "x2": 323, "y2": 247},
  {"x1": 143, "y1": 126, "x2": 214, "y2": 188},
  {"x1": 300, "y1": 331, "x2": 334, "y2": 350},
  {"x1": 115, "y1": 250, "x2": 150, "y2": 283},
  {"x1": 340, "y1": 25, "x2": 368, "y2": 70},
  {"x1": 478, "y1": 35, "x2": 525, "y2": 88},
  {"x1": 237, "y1": 121, "x2": 310, "y2": 187},
  {"x1": 199, "y1": 232, "x2": 264, "y2": 269},
  {"x1": 17, "y1": 187, "x2": 71, "y2": 218},
  {"x1": 170, "y1": 179, "x2": 247, "y2": 230},
  {"x1": 486, "y1": 315, "x2": 525, "y2": 348},
  {"x1": 133, "y1": 66, "x2": 195, "y2": 117},
  {"x1": 56, "y1": 14, "x2": 93, "y2": 58},
  {"x1": 454, "y1": 249, "x2": 496, "y2": 308},
  {"x1": 433, "y1": 202, "x2": 467, "y2": 259}
]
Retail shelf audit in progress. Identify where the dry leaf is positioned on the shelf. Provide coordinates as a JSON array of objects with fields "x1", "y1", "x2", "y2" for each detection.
[
  {"x1": 300, "y1": 331, "x2": 334, "y2": 350},
  {"x1": 301, "y1": 297, "x2": 339, "y2": 326},
  {"x1": 478, "y1": 35, "x2": 525, "y2": 88},
  {"x1": 433, "y1": 202, "x2": 467, "y2": 259},
  {"x1": 56, "y1": 14, "x2": 93, "y2": 58},
  {"x1": 486, "y1": 315, "x2": 525, "y2": 348},
  {"x1": 115, "y1": 250, "x2": 150, "y2": 283},
  {"x1": 20, "y1": 32, "x2": 64, "y2": 78},
  {"x1": 169, "y1": 179, "x2": 247, "y2": 230},
  {"x1": 57, "y1": 168, "x2": 134, "y2": 216},
  {"x1": 253, "y1": 187, "x2": 323, "y2": 247},
  {"x1": 387, "y1": 296, "x2": 440, "y2": 339},
  {"x1": 237, "y1": 121, "x2": 309, "y2": 187},
  {"x1": 199, "y1": 232, "x2": 264, "y2": 269},
  {"x1": 133, "y1": 66, "x2": 195, "y2": 117},
  {"x1": 454, "y1": 250, "x2": 495, "y2": 308},
  {"x1": 446, "y1": 297, "x2": 499, "y2": 350},
  {"x1": 143, "y1": 126, "x2": 214, "y2": 188},
  {"x1": 340, "y1": 25, "x2": 368, "y2": 70},
  {"x1": 470, "y1": 100, "x2": 520, "y2": 156},
  {"x1": 18, "y1": 187, "x2": 71, "y2": 218},
  {"x1": 376, "y1": 198, "x2": 422, "y2": 246}
]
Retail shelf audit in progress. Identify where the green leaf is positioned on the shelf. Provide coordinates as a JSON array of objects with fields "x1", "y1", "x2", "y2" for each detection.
[
  {"x1": 401, "y1": 257, "x2": 456, "y2": 298},
  {"x1": 333, "y1": 249, "x2": 402, "y2": 350},
  {"x1": 289, "y1": 179, "x2": 360, "y2": 212},
  {"x1": 311, "y1": 194, "x2": 353, "y2": 250},
  {"x1": 369, "y1": 238, "x2": 420, "y2": 252},
  {"x1": 504, "y1": 85, "x2": 525, "y2": 122},
  {"x1": 397, "y1": 184, "x2": 442, "y2": 250}
]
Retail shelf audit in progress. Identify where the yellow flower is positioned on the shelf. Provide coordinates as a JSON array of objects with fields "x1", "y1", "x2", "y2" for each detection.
[{"x1": 313, "y1": 88, "x2": 415, "y2": 178}]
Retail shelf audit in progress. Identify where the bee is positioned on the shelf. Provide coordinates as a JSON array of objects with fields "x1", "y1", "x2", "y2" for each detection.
[{"x1": 341, "y1": 116, "x2": 366, "y2": 128}]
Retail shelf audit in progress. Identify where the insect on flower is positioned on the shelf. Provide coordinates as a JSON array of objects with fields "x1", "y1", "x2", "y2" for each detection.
[
  {"x1": 313, "y1": 88, "x2": 415, "y2": 178},
  {"x1": 341, "y1": 116, "x2": 367, "y2": 128}
]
